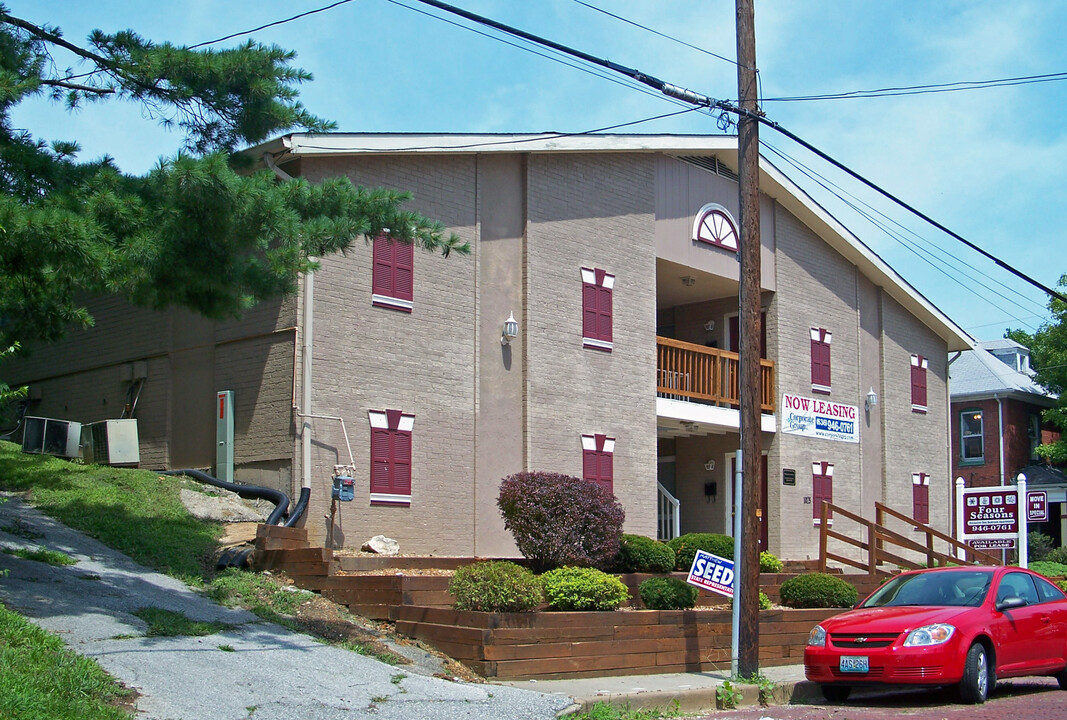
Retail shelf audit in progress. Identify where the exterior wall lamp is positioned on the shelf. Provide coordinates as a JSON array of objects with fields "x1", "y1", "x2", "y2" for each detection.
[
  {"x1": 501, "y1": 311, "x2": 519, "y2": 345},
  {"x1": 865, "y1": 387, "x2": 878, "y2": 412}
]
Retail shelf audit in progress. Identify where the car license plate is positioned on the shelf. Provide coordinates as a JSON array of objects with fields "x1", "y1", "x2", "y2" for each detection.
[{"x1": 839, "y1": 656, "x2": 869, "y2": 673}]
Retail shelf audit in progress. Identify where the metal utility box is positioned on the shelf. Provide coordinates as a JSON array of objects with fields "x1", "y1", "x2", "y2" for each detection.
[
  {"x1": 22, "y1": 416, "x2": 82, "y2": 459},
  {"x1": 82, "y1": 419, "x2": 140, "y2": 466},
  {"x1": 216, "y1": 390, "x2": 234, "y2": 483},
  {"x1": 332, "y1": 475, "x2": 355, "y2": 502}
]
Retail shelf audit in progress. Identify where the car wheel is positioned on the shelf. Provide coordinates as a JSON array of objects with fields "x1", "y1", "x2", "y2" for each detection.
[
  {"x1": 1056, "y1": 666, "x2": 1067, "y2": 690},
  {"x1": 959, "y1": 642, "x2": 990, "y2": 704},
  {"x1": 821, "y1": 685, "x2": 851, "y2": 702}
]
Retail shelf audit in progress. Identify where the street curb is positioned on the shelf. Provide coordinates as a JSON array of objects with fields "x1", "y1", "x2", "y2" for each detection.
[{"x1": 559, "y1": 678, "x2": 822, "y2": 714}]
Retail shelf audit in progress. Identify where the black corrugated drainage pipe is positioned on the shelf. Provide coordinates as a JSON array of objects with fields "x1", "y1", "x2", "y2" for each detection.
[
  {"x1": 162, "y1": 469, "x2": 290, "y2": 525},
  {"x1": 284, "y1": 487, "x2": 310, "y2": 527}
]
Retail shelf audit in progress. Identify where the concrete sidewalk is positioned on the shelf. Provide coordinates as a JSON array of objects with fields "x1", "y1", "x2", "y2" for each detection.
[{"x1": 0, "y1": 495, "x2": 572, "y2": 720}]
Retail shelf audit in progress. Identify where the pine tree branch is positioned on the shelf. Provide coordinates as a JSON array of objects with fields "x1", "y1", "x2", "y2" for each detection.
[
  {"x1": 40, "y1": 78, "x2": 115, "y2": 95},
  {"x1": 1, "y1": 13, "x2": 117, "y2": 69}
]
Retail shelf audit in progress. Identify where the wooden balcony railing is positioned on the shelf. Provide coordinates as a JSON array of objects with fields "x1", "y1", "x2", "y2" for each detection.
[{"x1": 656, "y1": 336, "x2": 775, "y2": 413}]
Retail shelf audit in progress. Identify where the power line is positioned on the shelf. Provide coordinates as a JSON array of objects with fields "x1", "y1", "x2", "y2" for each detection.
[
  {"x1": 404, "y1": 0, "x2": 1067, "y2": 306},
  {"x1": 764, "y1": 71, "x2": 1067, "y2": 102},
  {"x1": 763, "y1": 142, "x2": 1043, "y2": 333},
  {"x1": 762, "y1": 140, "x2": 1048, "y2": 317},
  {"x1": 188, "y1": 0, "x2": 357, "y2": 49},
  {"x1": 570, "y1": 0, "x2": 739, "y2": 68}
]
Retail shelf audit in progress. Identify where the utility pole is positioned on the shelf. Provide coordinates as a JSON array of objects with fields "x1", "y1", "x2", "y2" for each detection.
[{"x1": 735, "y1": 0, "x2": 761, "y2": 677}]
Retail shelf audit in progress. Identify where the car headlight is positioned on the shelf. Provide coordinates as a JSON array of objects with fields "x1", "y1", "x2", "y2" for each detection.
[
  {"x1": 807, "y1": 624, "x2": 827, "y2": 647},
  {"x1": 903, "y1": 623, "x2": 955, "y2": 646}
]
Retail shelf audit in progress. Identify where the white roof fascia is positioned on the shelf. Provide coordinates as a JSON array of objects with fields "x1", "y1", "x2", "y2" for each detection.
[{"x1": 249, "y1": 132, "x2": 973, "y2": 351}]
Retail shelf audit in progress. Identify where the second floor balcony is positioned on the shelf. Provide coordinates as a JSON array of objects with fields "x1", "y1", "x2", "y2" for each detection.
[{"x1": 656, "y1": 336, "x2": 775, "y2": 414}]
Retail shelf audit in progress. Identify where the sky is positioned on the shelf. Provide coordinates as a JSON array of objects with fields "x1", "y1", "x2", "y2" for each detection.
[{"x1": 8, "y1": 0, "x2": 1067, "y2": 342}]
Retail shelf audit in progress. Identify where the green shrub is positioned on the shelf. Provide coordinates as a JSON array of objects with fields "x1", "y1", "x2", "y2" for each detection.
[
  {"x1": 759, "y1": 551, "x2": 783, "y2": 573},
  {"x1": 497, "y1": 471, "x2": 625, "y2": 571},
  {"x1": 1028, "y1": 560, "x2": 1067, "y2": 579},
  {"x1": 615, "y1": 534, "x2": 676, "y2": 574},
  {"x1": 1028, "y1": 532, "x2": 1055, "y2": 562},
  {"x1": 1057, "y1": 579, "x2": 1067, "y2": 594},
  {"x1": 667, "y1": 533, "x2": 734, "y2": 572},
  {"x1": 448, "y1": 561, "x2": 543, "y2": 612},
  {"x1": 759, "y1": 590, "x2": 772, "y2": 610},
  {"x1": 541, "y1": 566, "x2": 631, "y2": 611},
  {"x1": 779, "y1": 573, "x2": 857, "y2": 608},
  {"x1": 1045, "y1": 546, "x2": 1067, "y2": 565},
  {"x1": 638, "y1": 576, "x2": 699, "y2": 610}
]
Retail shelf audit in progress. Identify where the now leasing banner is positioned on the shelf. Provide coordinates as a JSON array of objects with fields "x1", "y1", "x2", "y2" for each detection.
[{"x1": 781, "y1": 393, "x2": 860, "y2": 444}]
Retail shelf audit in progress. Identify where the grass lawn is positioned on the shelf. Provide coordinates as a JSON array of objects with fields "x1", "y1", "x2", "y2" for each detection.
[
  {"x1": 0, "y1": 603, "x2": 134, "y2": 720},
  {"x1": 0, "y1": 440, "x2": 221, "y2": 583}
]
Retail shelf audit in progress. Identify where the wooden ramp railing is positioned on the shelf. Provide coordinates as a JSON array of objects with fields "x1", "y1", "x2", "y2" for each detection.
[{"x1": 818, "y1": 501, "x2": 1001, "y2": 575}]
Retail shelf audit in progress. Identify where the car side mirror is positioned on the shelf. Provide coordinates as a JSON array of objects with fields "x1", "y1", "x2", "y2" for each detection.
[{"x1": 996, "y1": 596, "x2": 1026, "y2": 612}]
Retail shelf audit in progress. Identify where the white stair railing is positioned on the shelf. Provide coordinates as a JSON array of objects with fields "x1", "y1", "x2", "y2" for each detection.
[{"x1": 657, "y1": 482, "x2": 681, "y2": 541}]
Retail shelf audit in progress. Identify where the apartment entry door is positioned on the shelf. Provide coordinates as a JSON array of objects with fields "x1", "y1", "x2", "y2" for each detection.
[{"x1": 728, "y1": 453, "x2": 769, "y2": 551}]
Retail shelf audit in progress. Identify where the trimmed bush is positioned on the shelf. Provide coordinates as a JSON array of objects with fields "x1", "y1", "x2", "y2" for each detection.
[
  {"x1": 497, "y1": 471, "x2": 625, "y2": 571},
  {"x1": 779, "y1": 573, "x2": 857, "y2": 608},
  {"x1": 541, "y1": 566, "x2": 631, "y2": 611},
  {"x1": 1057, "y1": 580, "x2": 1067, "y2": 594},
  {"x1": 448, "y1": 561, "x2": 543, "y2": 613},
  {"x1": 638, "y1": 576, "x2": 698, "y2": 610},
  {"x1": 1028, "y1": 532, "x2": 1055, "y2": 562},
  {"x1": 616, "y1": 534, "x2": 676, "y2": 574},
  {"x1": 759, "y1": 590, "x2": 772, "y2": 610},
  {"x1": 667, "y1": 533, "x2": 734, "y2": 571},
  {"x1": 1028, "y1": 560, "x2": 1067, "y2": 579},
  {"x1": 1045, "y1": 546, "x2": 1067, "y2": 565},
  {"x1": 759, "y1": 551, "x2": 783, "y2": 573}
]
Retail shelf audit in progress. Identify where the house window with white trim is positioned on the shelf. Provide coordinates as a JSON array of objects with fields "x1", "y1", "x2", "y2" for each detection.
[
  {"x1": 812, "y1": 462, "x2": 833, "y2": 523},
  {"x1": 960, "y1": 409, "x2": 984, "y2": 463},
  {"x1": 582, "y1": 433, "x2": 614, "y2": 494},
  {"x1": 693, "y1": 204, "x2": 739, "y2": 252},
  {"x1": 581, "y1": 268, "x2": 614, "y2": 351},
  {"x1": 910, "y1": 354, "x2": 928, "y2": 413},
  {"x1": 372, "y1": 233, "x2": 414, "y2": 311},
  {"x1": 810, "y1": 328, "x2": 832, "y2": 394},
  {"x1": 368, "y1": 409, "x2": 414, "y2": 505},
  {"x1": 912, "y1": 473, "x2": 930, "y2": 524}
]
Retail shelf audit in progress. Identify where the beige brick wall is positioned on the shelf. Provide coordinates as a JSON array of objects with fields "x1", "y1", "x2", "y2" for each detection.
[
  {"x1": 297, "y1": 155, "x2": 479, "y2": 553},
  {"x1": 524, "y1": 152, "x2": 659, "y2": 539}
]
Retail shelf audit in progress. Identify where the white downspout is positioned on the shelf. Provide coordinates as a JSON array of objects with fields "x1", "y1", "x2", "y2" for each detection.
[
  {"x1": 996, "y1": 394, "x2": 1005, "y2": 487},
  {"x1": 264, "y1": 151, "x2": 312, "y2": 497},
  {"x1": 302, "y1": 267, "x2": 314, "y2": 494}
]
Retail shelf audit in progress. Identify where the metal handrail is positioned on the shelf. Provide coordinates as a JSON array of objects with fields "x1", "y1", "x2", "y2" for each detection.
[{"x1": 657, "y1": 482, "x2": 681, "y2": 541}]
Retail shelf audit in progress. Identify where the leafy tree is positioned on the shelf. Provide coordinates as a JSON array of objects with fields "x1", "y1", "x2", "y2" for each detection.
[
  {"x1": 1007, "y1": 273, "x2": 1067, "y2": 464},
  {"x1": 0, "y1": 7, "x2": 467, "y2": 348}
]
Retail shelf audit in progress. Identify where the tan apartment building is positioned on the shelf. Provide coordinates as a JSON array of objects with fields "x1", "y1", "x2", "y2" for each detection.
[{"x1": 2, "y1": 134, "x2": 973, "y2": 560}]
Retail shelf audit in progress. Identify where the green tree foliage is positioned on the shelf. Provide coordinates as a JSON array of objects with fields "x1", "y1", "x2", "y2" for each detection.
[
  {"x1": 1007, "y1": 274, "x2": 1067, "y2": 464},
  {"x1": 0, "y1": 8, "x2": 467, "y2": 348}
]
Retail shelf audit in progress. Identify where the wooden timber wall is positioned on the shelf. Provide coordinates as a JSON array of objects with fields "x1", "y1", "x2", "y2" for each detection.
[{"x1": 392, "y1": 606, "x2": 837, "y2": 680}]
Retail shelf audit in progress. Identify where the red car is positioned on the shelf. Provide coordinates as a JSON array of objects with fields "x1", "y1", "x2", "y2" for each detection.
[{"x1": 804, "y1": 565, "x2": 1067, "y2": 703}]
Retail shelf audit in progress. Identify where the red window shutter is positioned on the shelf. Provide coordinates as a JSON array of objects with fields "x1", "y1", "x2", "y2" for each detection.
[
  {"x1": 913, "y1": 483, "x2": 929, "y2": 524},
  {"x1": 911, "y1": 358, "x2": 927, "y2": 409},
  {"x1": 813, "y1": 473, "x2": 833, "y2": 519},
  {"x1": 372, "y1": 235, "x2": 414, "y2": 303},
  {"x1": 392, "y1": 430, "x2": 412, "y2": 495},
  {"x1": 596, "y1": 286, "x2": 612, "y2": 342},
  {"x1": 394, "y1": 241, "x2": 414, "y2": 302},
  {"x1": 811, "y1": 339, "x2": 831, "y2": 390},
  {"x1": 372, "y1": 235, "x2": 394, "y2": 297},
  {"x1": 583, "y1": 449, "x2": 613, "y2": 494},
  {"x1": 582, "y1": 283, "x2": 598, "y2": 338},
  {"x1": 370, "y1": 428, "x2": 392, "y2": 494}
]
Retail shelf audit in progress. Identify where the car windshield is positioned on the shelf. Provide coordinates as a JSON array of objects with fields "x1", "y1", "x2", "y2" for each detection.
[{"x1": 861, "y1": 570, "x2": 993, "y2": 608}]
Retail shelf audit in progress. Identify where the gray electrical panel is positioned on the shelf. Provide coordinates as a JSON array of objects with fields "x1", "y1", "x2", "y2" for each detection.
[{"x1": 216, "y1": 390, "x2": 234, "y2": 482}]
